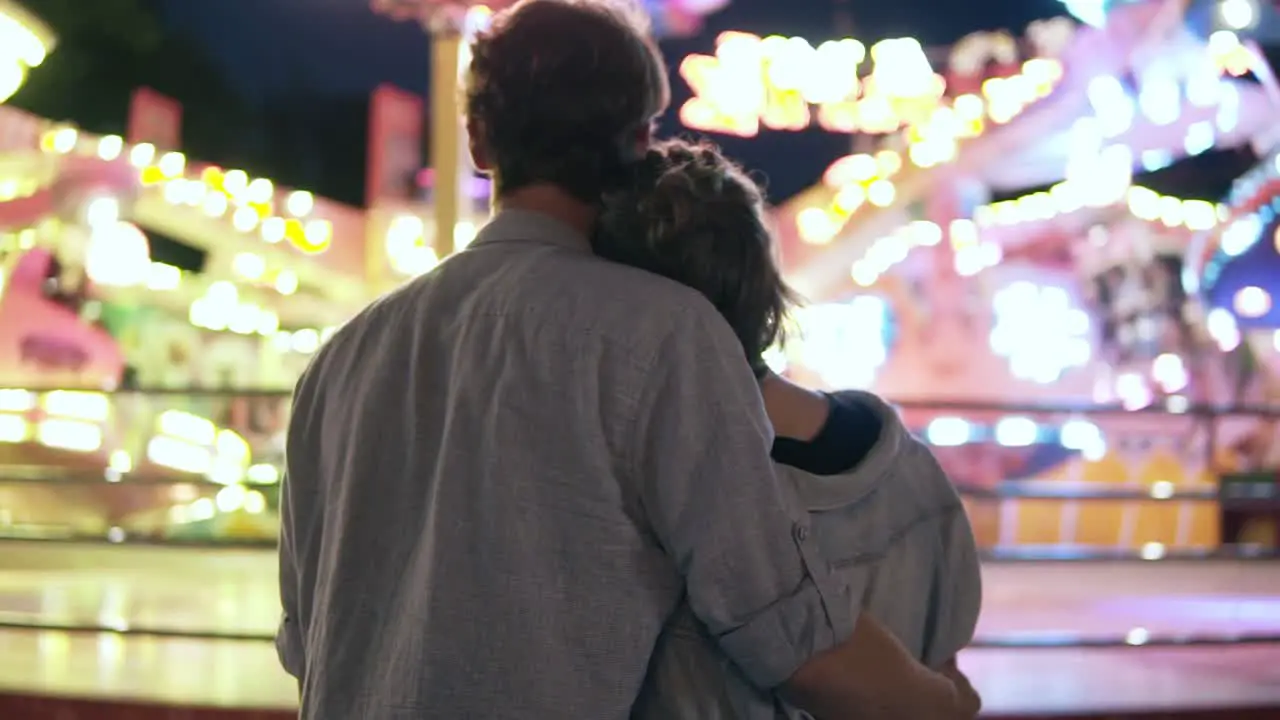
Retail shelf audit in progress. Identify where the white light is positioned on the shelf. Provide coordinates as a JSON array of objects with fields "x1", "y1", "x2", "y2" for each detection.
[
  {"x1": 85, "y1": 222, "x2": 151, "y2": 288},
  {"x1": 146, "y1": 262, "x2": 181, "y2": 291},
  {"x1": 791, "y1": 300, "x2": 889, "y2": 389},
  {"x1": 1060, "y1": 419, "x2": 1102, "y2": 451},
  {"x1": 454, "y1": 221, "x2": 477, "y2": 251},
  {"x1": 994, "y1": 416, "x2": 1038, "y2": 447},
  {"x1": 129, "y1": 143, "x2": 155, "y2": 168},
  {"x1": 84, "y1": 196, "x2": 120, "y2": 228},
  {"x1": 97, "y1": 135, "x2": 124, "y2": 162},
  {"x1": 1219, "y1": 0, "x2": 1258, "y2": 30},
  {"x1": 291, "y1": 329, "x2": 321, "y2": 354},
  {"x1": 232, "y1": 253, "x2": 266, "y2": 281},
  {"x1": 990, "y1": 282, "x2": 1092, "y2": 383},
  {"x1": 926, "y1": 417, "x2": 971, "y2": 447},
  {"x1": 1233, "y1": 286, "x2": 1272, "y2": 318},
  {"x1": 275, "y1": 269, "x2": 299, "y2": 295},
  {"x1": 286, "y1": 190, "x2": 314, "y2": 217},
  {"x1": 1140, "y1": 542, "x2": 1166, "y2": 560},
  {"x1": 1152, "y1": 353, "x2": 1188, "y2": 393},
  {"x1": 1137, "y1": 70, "x2": 1180, "y2": 127},
  {"x1": 1220, "y1": 215, "x2": 1260, "y2": 256}
]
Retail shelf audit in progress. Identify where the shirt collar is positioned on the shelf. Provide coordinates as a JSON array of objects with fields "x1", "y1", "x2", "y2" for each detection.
[{"x1": 470, "y1": 208, "x2": 592, "y2": 253}]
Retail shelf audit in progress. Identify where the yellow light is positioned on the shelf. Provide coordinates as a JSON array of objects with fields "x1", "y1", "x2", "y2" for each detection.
[
  {"x1": 201, "y1": 166, "x2": 224, "y2": 188},
  {"x1": 297, "y1": 219, "x2": 332, "y2": 253},
  {"x1": 0, "y1": 5, "x2": 50, "y2": 68},
  {"x1": 139, "y1": 165, "x2": 166, "y2": 186},
  {"x1": 40, "y1": 126, "x2": 77, "y2": 154},
  {"x1": 833, "y1": 184, "x2": 866, "y2": 214},
  {"x1": 796, "y1": 207, "x2": 838, "y2": 245}
]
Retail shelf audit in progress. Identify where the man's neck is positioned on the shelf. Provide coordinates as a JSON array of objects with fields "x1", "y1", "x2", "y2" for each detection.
[
  {"x1": 761, "y1": 374, "x2": 830, "y2": 442},
  {"x1": 495, "y1": 184, "x2": 597, "y2": 238}
]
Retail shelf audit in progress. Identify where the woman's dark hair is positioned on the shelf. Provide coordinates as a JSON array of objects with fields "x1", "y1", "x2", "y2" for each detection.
[
  {"x1": 595, "y1": 140, "x2": 797, "y2": 377},
  {"x1": 464, "y1": 0, "x2": 670, "y2": 203}
]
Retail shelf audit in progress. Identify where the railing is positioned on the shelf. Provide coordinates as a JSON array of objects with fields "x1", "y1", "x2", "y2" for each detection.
[
  {"x1": 0, "y1": 389, "x2": 1278, "y2": 648},
  {"x1": 0, "y1": 388, "x2": 1277, "y2": 555}
]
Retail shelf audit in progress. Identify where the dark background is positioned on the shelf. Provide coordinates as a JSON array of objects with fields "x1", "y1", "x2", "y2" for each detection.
[{"x1": 8, "y1": 0, "x2": 1260, "y2": 207}]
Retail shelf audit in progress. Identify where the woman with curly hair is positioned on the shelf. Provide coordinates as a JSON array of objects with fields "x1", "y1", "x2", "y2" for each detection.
[{"x1": 596, "y1": 140, "x2": 984, "y2": 720}]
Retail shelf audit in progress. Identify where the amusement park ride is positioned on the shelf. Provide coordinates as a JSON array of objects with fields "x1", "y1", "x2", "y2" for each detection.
[{"x1": 0, "y1": 0, "x2": 1278, "y2": 547}]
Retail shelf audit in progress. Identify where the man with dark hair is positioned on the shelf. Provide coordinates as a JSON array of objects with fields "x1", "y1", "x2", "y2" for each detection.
[{"x1": 277, "y1": 1, "x2": 979, "y2": 718}]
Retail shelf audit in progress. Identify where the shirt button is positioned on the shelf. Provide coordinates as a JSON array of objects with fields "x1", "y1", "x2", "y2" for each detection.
[{"x1": 794, "y1": 524, "x2": 809, "y2": 542}]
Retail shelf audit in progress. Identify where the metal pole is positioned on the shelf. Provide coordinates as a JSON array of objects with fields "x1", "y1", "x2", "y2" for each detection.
[{"x1": 428, "y1": 27, "x2": 463, "y2": 257}]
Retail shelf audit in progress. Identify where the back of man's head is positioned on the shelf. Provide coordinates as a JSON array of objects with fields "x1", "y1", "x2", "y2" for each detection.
[{"x1": 464, "y1": 0, "x2": 670, "y2": 203}]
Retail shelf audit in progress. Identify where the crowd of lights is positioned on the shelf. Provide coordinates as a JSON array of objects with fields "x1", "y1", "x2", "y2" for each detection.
[
  {"x1": 24, "y1": 126, "x2": 339, "y2": 355},
  {"x1": 789, "y1": 28, "x2": 1069, "y2": 252},
  {"x1": 679, "y1": 21, "x2": 1071, "y2": 140},
  {"x1": 0, "y1": 389, "x2": 280, "y2": 534},
  {"x1": 803, "y1": 22, "x2": 1249, "y2": 290},
  {"x1": 0, "y1": 1, "x2": 51, "y2": 104},
  {"x1": 39, "y1": 126, "x2": 333, "y2": 257}
]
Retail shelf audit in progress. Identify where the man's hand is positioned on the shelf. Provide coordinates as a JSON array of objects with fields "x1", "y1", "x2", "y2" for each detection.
[
  {"x1": 782, "y1": 615, "x2": 982, "y2": 720},
  {"x1": 941, "y1": 658, "x2": 981, "y2": 718}
]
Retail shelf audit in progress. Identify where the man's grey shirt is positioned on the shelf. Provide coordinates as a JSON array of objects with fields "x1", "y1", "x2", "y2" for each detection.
[
  {"x1": 633, "y1": 392, "x2": 983, "y2": 720},
  {"x1": 276, "y1": 210, "x2": 854, "y2": 719}
]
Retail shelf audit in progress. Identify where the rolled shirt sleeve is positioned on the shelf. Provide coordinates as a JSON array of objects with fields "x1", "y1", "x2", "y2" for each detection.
[
  {"x1": 632, "y1": 304, "x2": 857, "y2": 689},
  {"x1": 276, "y1": 470, "x2": 306, "y2": 681}
]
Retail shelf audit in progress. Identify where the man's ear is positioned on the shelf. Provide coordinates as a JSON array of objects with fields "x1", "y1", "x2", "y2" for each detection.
[
  {"x1": 631, "y1": 122, "x2": 654, "y2": 158},
  {"x1": 466, "y1": 117, "x2": 491, "y2": 172}
]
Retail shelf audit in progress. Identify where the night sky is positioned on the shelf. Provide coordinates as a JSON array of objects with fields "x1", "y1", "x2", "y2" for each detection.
[{"x1": 160, "y1": 0, "x2": 1066, "y2": 201}]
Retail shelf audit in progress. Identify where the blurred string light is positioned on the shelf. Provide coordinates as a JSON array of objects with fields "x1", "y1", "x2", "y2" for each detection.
[
  {"x1": 974, "y1": 185, "x2": 1221, "y2": 232},
  {"x1": 680, "y1": 22, "x2": 1069, "y2": 139},
  {"x1": 924, "y1": 414, "x2": 1105, "y2": 456},
  {"x1": 29, "y1": 123, "x2": 342, "y2": 350},
  {"x1": 784, "y1": 21, "x2": 1071, "y2": 248}
]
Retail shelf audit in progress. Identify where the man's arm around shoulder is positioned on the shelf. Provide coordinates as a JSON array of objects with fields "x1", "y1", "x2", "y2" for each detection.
[{"x1": 632, "y1": 306, "x2": 977, "y2": 720}]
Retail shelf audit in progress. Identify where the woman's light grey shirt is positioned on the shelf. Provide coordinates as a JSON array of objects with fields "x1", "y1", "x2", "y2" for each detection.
[{"x1": 632, "y1": 391, "x2": 983, "y2": 719}]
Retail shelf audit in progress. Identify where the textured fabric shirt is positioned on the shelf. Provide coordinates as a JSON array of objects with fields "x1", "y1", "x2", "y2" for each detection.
[
  {"x1": 275, "y1": 209, "x2": 854, "y2": 720},
  {"x1": 632, "y1": 391, "x2": 983, "y2": 720}
]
